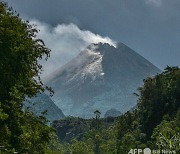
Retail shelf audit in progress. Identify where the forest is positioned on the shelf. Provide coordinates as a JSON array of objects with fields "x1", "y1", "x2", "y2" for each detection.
[{"x1": 0, "y1": 2, "x2": 179, "y2": 154}]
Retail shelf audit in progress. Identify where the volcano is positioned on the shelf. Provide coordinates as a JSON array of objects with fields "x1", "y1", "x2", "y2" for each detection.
[{"x1": 46, "y1": 42, "x2": 160, "y2": 118}]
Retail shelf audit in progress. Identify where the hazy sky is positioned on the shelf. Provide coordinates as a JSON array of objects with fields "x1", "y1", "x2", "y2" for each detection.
[{"x1": 5, "y1": 0, "x2": 180, "y2": 76}]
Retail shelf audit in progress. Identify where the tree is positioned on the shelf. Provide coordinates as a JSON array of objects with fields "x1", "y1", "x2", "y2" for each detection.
[
  {"x1": 0, "y1": 2, "x2": 52, "y2": 152},
  {"x1": 137, "y1": 66, "x2": 180, "y2": 139},
  {"x1": 93, "y1": 110, "x2": 101, "y2": 130},
  {"x1": 151, "y1": 118, "x2": 180, "y2": 151}
]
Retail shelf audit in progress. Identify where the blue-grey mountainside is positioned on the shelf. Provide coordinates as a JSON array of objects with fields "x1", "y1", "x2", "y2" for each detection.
[
  {"x1": 104, "y1": 109, "x2": 122, "y2": 118},
  {"x1": 46, "y1": 42, "x2": 161, "y2": 118},
  {"x1": 24, "y1": 93, "x2": 65, "y2": 122}
]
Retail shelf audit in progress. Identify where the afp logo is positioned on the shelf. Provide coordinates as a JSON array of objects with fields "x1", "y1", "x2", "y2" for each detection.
[{"x1": 128, "y1": 148, "x2": 151, "y2": 154}]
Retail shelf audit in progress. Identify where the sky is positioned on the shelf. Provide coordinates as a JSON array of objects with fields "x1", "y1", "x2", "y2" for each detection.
[{"x1": 4, "y1": 0, "x2": 180, "y2": 77}]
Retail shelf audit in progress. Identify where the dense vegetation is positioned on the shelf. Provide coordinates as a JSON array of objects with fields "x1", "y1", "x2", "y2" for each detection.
[
  {"x1": 53, "y1": 116, "x2": 116, "y2": 142},
  {"x1": 0, "y1": 2, "x2": 53, "y2": 153},
  {"x1": 0, "y1": 2, "x2": 179, "y2": 153}
]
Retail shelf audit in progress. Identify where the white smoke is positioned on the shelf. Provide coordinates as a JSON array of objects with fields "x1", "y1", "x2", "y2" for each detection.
[
  {"x1": 145, "y1": 0, "x2": 162, "y2": 6},
  {"x1": 30, "y1": 19, "x2": 117, "y2": 78}
]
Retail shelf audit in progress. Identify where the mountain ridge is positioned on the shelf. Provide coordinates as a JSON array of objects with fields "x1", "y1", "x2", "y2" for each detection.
[{"x1": 24, "y1": 93, "x2": 65, "y2": 122}]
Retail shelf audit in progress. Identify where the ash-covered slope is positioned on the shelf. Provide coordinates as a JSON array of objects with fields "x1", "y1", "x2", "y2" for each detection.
[
  {"x1": 24, "y1": 93, "x2": 65, "y2": 122},
  {"x1": 46, "y1": 42, "x2": 160, "y2": 118}
]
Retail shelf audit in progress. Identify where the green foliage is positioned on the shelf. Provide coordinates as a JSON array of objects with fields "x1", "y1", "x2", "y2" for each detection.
[
  {"x1": 151, "y1": 119, "x2": 179, "y2": 150},
  {"x1": 137, "y1": 66, "x2": 180, "y2": 138},
  {"x1": 18, "y1": 112, "x2": 53, "y2": 153},
  {"x1": 151, "y1": 112, "x2": 180, "y2": 152},
  {"x1": 71, "y1": 140, "x2": 94, "y2": 154},
  {"x1": 0, "y1": 2, "x2": 52, "y2": 153},
  {"x1": 53, "y1": 116, "x2": 115, "y2": 143}
]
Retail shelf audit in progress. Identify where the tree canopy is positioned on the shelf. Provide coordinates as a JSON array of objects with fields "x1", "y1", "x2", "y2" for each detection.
[{"x1": 0, "y1": 2, "x2": 52, "y2": 153}]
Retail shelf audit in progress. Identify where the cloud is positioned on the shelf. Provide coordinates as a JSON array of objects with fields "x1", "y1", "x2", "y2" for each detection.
[
  {"x1": 30, "y1": 20, "x2": 116, "y2": 79},
  {"x1": 145, "y1": 0, "x2": 162, "y2": 6}
]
